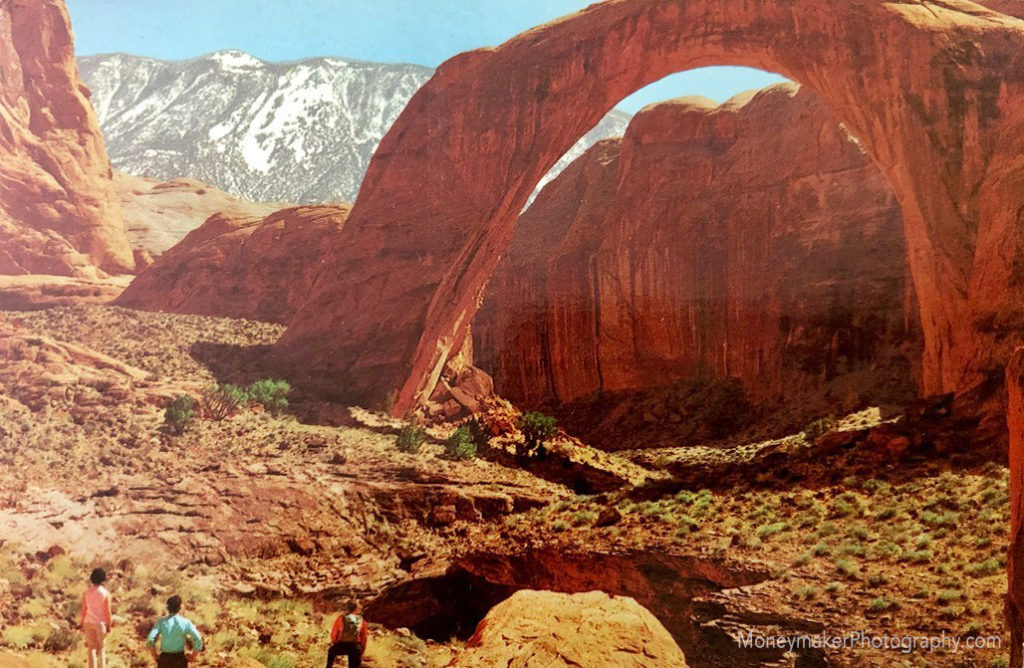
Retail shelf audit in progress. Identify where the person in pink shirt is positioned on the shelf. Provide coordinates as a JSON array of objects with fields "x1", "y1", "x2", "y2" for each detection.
[{"x1": 80, "y1": 568, "x2": 113, "y2": 668}]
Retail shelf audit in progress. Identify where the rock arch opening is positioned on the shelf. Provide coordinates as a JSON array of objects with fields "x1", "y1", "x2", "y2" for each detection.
[
  {"x1": 271, "y1": 0, "x2": 1024, "y2": 427},
  {"x1": 471, "y1": 81, "x2": 920, "y2": 435}
]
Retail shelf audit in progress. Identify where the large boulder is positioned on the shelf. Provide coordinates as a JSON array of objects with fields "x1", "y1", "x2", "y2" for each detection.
[
  {"x1": 475, "y1": 84, "x2": 916, "y2": 407},
  {"x1": 0, "y1": 0, "x2": 133, "y2": 277},
  {"x1": 448, "y1": 590, "x2": 688, "y2": 667},
  {"x1": 116, "y1": 204, "x2": 350, "y2": 324}
]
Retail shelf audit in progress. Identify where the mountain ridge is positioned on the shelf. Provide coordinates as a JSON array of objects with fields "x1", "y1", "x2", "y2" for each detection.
[{"x1": 80, "y1": 49, "x2": 631, "y2": 204}]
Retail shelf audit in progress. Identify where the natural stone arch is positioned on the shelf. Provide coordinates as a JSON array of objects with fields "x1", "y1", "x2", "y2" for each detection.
[{"x1": 273, "y1": 0, "x2": 1024, "y2": 420}]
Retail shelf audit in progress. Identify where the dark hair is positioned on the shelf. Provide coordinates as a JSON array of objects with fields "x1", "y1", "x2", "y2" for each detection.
[
  {"x1": 346, "y1": 599, "x2": 361, "y2": 614},
  {"x1": 90, "y1": 568, "x2": 106, "y2": 585},
  {"x1": 167, "y1": 595, "x2": 182, "y2": 614}
]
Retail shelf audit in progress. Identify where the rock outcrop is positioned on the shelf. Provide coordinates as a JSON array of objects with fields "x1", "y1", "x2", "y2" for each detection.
[
  {"x1": 0, "y1": 0, "x2": 133, "y2": 277},
  {"x1": 115, "y1": 171, "x2": 282, "y2": 257},
  {"x1": 475, "y1": 84, "x2": 917, "y2": 407},
  {"x1": 116, "y1": 205, "x2": 350, "y2": 324},
  {"x1": 447, "y1": 590, "x2": 689, "y2": 668},
  {"x1": 271, "y1": 0, "x2": 1024, "y2": 420}
]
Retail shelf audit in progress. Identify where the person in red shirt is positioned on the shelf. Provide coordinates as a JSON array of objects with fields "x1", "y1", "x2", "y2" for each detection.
[
  {"x1": 326, "y1": 601, "x2": 368, "y2": 668},
  {"x1": 81, "y1": 568, "x2": 113, "y2": 668}
]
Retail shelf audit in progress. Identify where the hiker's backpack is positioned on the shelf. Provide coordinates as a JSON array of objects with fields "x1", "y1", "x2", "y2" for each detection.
[{"x1": 339, "y1": 614, "x2": 362, "y2": 643}]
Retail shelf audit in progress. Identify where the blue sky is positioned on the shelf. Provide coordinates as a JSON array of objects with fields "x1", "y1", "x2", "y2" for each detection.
[{"x1": 66, "y1": 0, "x2": 786, "y2": 113}]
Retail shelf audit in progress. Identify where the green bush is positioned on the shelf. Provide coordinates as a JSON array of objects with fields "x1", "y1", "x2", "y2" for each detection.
[
  {"x1": 396, "y1": 423, "x2": 427, "y2": 454},
  {"x1": 466, "y1": 416, "x2": 491, "y2": 452},
  {"x1": 203, "y1": 384, "x2": 249, "y2": 421},
  {"x1": 164, "y1": 395, "x2": 197, "y2": 435},
  {"x1": 803, "y1": 415, "x2": 839, "y2": 441},
  {"x1": 518, "y1": 411, "x2": 557, "y2": 457},
  {"x1": 444, "y1": 426, "x2": 477, "y2": 460},
  {"x1": 247, "y1": 379, "x2": 291, "y2": 415}
]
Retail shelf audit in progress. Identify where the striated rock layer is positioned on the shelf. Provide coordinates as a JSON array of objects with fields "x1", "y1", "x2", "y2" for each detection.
[
  {"x1": 116, "y1": 205, "x2": 349, "y2": 324},
  {"x1": 271, "y1": 0, "x2": 1024, "y2": 419},
  {"x1": 475, "y1": 84, "x2": 918, "y2": 407},
  {"x1": 0, "y1": 0, "x2": 132, "y2": 277}
]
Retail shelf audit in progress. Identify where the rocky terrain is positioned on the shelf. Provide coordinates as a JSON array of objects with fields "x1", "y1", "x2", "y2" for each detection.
[
  {"x1": 475, "y1": 84, "x2": 917, "y2": 424},
  {"x1": 79, "y1": 51, "x2": 631, "y2": 204},
  {"x1": 0, "y1": 304, "x2": 1013, "y2": 667},
  {"x1": 0, "y1": 0, "x2": 133, "y2": 277}
]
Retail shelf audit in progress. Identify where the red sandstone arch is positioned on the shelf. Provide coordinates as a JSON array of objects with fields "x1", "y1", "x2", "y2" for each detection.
[
  {"x1": 269, "y1": 3, "x2": 1024, "y2": 657},
  {"x1": 274, "y1": 0, "x2": 1024, "y2": 421}
]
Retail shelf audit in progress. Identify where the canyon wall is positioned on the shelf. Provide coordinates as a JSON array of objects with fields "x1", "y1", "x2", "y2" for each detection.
[
  {"x1": 474, "y1": 85, "x2": 918, "y2": 407},
  {"x1": 116, "y1": 205, "x2": 350, "y2": 324},
  {"x1": 270, "y1": 0, "x2": 1024, "y2": 419},
  {"x1": 0, "y1": 0, "x2": 132, "y2": 277}
]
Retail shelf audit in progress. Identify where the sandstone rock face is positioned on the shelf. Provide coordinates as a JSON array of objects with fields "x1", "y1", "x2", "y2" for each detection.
[
  {"x1": 475, "y1": 85, "x2": 916, "y2": 407},
  {"x1": 116, "y1": 205, "x2": 350, "y2": 324},
  {"x1": 115, "y1": 171, "x2": 282, "y2": 256},
  {"x1": 1006, "y1": 347, "x2": 1024, "y2": 668},
  {"x1": 447, "y1": 590, "x2": 689, "y2": 668},
  {"x1": 981, "y1": 0, "x2": 1024, "y2": 18},
  {"x1": 0, "y1": 0, "x2": 132, "y2": 277},
  {"x1": 272, "y1": 0, "x2": 1024, "y2": 418}
]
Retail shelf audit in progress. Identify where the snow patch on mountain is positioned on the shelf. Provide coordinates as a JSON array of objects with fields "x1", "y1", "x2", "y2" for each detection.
[{"x1": 80, "y1": 50, "x2": 631, "y2": 204}]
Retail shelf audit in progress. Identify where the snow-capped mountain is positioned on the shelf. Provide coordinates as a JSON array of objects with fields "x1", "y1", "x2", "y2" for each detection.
[{"x1": 79, "y1": 50, "x2": 631, "y2": 204}]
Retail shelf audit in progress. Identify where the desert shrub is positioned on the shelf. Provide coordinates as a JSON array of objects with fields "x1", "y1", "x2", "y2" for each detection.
[
  {"x1": 444, "y1": 427, "x2": 477, "y2": 460},
  {"x1": 43, "y1": 625, "x2": 78, "y2": 652},
  {"x1": 803, "y1": 415, "x2": 839, "y2": 441},
  {"x1": 246, "y1": 647, "x2": 297, "y2": 668},
  {"x1": 824, "y1": 581, "x2": 844, "y2": 594},
  {"x1": 395, "y1": 423, "x2": 427, "y2": 454},
  {"x1": 247, "y1": 379, "x2": 291, "y2": 415},
  {"x1": 571, "y1": 510, "x2": 598, "y2": 527},
  {"x1": 164, "y1": 395, "x2": 197, "y2": 435},
  {"x1": 866, "y1": 572, "x2": 889, "y2": 586},
  {"x1": 756, "y1": 521, "x2": 790, "y2": 539},
  {"x1": 966, "y1": 557, "x2": 1003, "y2": 577},
  {"x1": 937, "y1": 589, "x2": 963, "y2": 603},
  {"x1": 867, "y1": 597, "x2": 893, "y2": 613},
  {"x1": 518, "y1": 411, "x2": 557, "y2": 457},
  {"x1": 901, "y1": 549, "x2": 934, "y2": 564},
  {"x1": 203, "y1": 384, "x2": 249, "y2": 421},
  {"x1": 792, "y1": 585, "x2": 818, "y2": 601},
  {"x1": 466, "y1": 416, "x2": 491, "y2": 452},
  {"x1": 835, "y1": 558, "x2": 859, "y2": 579}
]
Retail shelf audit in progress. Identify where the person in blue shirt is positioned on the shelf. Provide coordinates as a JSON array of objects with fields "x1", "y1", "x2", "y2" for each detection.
[{"x1": 146, "y1": 595, "x2": 203, "y2": 668}]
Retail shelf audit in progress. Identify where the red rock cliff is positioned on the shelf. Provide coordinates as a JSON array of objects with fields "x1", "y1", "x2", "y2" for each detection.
[
  {"x1": 474, "y1": 85, "x2": 919, "y2": 407},
  {"x1": 0, "y1": 0, "x2": 132, "y2": 277},
  {"x1": 116, "y1": 205, "x2": 350, "y2": 324}
]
